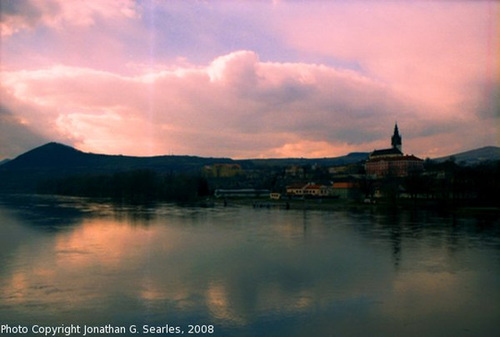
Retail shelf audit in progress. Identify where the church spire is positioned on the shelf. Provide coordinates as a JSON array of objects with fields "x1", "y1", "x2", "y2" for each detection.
[{"x1": 391, "y1": 123, "x2": 402, "y2": 152}]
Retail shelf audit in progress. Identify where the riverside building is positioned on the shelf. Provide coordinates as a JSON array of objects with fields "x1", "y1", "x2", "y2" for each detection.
[{"x1": 365, "y1": 124, "x2": 424, "y2": 177}]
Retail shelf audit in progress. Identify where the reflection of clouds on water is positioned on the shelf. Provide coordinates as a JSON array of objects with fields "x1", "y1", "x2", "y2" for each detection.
[
  {"x1": 206, "y1": 282, "x2": 246, "y2": 325},
  {"x1": 54, "y1": 219, "x2": 157, "y2": 268},
  {"x1": 372, "y1": 270, "x2": 495, "y2": 336},
  {"x1": 0, "y1": 207, "x2": 410, "y2": 323},
  {"x1": 2, "y1": 272, "x2": 28, "y2": 302},
  {"x1": 0, "y1": 197, "x2": 499, "y2": 335},
  {"x1": 205, "y1": 278, "x2": 315, "y2": 325}
]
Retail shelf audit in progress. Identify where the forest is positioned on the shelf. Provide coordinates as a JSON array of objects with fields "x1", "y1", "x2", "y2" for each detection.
[{"x1": 37, "y1": 170, "x2": 211, "y2": 202}]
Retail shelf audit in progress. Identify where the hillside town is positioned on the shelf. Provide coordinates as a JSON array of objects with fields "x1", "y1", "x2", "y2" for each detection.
[{"x1": 210, "y1": 124, "x2": 497, "y2": 207}]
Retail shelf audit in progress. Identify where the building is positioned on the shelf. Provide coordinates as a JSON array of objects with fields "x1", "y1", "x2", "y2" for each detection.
[
  {"x1": 286, "y1": 182, "x2": 332, "y2": 198},
  {"x1": 303, "y1": 183, "x2": 331, "y2": 197},
  {"x1": 203, "y1": 163, "x2": 242, "y2": 177},
  {"x1": 270, "y1": 192, "x2": 282, "y2": 200},
  {"x1": 391, "y1": 123, "x2": 402, "y2": 152},
  {"x1": 365, "y1": 123, "x2": 424, "y2": 177},
  {"x1": 286, "y1": 183, "x2": 307, "y2": 196},
  {"x1": 366, "y1": 155, "x2": 424, "y2": 177},
  {"x1": 369, "y1": 124, "x2": 403, "y2": 160},
  {"x1": 332, "y1": 181, "x2": 361, "y2": 199}
]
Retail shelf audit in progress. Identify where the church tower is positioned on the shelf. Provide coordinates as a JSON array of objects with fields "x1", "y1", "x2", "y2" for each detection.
[{"x1": 391, "y1": 123, "x2": 402, "y2": 152}]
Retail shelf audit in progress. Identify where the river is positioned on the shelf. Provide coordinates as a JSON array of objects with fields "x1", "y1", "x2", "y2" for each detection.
[{"x1": 0, "y1": 194, "x2": 499, "y2": 336}]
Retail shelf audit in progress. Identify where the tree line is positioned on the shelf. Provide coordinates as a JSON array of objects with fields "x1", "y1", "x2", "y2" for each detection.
[
  {"x1": 37, "y1": 170, "x2": 210, "y2": 202},
  {"x1": 367, "y1": 159, "x2": 500, "y2": 207}
]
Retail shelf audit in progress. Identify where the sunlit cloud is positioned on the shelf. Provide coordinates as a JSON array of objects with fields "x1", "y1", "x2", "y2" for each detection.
[
  {"x1": 1, "y1": 0, "x2": 498, "y2": 159},
  {"x1": 1, "y1": 51, "x2": 424, "y2": 158}
]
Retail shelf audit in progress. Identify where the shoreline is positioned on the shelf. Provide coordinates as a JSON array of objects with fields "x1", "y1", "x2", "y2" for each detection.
[
  {"x1": 214, "y1": 197, "x2": 500, "y2": 215},
  {"x1": 2, "y1": 192, "x2": 498, "y2": 216}
]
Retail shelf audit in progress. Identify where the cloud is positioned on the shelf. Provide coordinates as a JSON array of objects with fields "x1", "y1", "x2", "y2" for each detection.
[
  {"x1": 0, "y1": 86, "x2": 51, "y2": 159},
  {"x1": 274, "y1": 1, "x2": 499, "y2": 113},
  {"x1": 2, "y1": 49, "x2": 463, "y2": 159},
  {"x1": 1, "y1": 1, "x2": 497, "y2": 159},
  {"x1": 0, "y1": 0, "x2": 56, "y2": 36},
  {"x1": 0, "y1": 0, "x2": 138, "y2": 36},
  {"x1": 0, "y1": 108, "x2": 47, "y2": 160}
]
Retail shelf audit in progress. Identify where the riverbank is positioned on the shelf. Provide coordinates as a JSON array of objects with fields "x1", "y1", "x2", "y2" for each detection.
[
  {"x1": 213, "y1": 197, "x2": 500, "y2": 215},
  {"x1": 214, "y1": 197, "x2": 371, "y2": 212}
]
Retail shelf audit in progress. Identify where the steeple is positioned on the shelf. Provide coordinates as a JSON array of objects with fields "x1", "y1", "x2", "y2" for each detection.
[{"x1": 391, "y1": 123, "x2": 402, "y2": 152}]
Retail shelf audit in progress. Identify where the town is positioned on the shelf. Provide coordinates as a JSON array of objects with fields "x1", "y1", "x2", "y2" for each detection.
[
  {"x1": 2, "y1": 124, "x2": 497, "y2": 209},
  {"x1": 208, "y1": 124, "x2": 497, "y2": 208}
]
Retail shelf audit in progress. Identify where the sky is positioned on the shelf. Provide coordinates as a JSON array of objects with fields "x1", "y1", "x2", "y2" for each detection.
[{"x1": 1, "y1": 0, "x2": 499, "y2": 160}]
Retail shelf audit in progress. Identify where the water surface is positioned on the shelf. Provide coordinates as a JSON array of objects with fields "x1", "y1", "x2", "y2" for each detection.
[{"x1": 0, "y1": 195, "x2": 499, "y2": 336}]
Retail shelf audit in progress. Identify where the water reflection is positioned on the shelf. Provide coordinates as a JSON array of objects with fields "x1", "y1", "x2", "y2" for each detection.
[{"x1": 0, "y1": 195, "x2": 499, "y2": 336}]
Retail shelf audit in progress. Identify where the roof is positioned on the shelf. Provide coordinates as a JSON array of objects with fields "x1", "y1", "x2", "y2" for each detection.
[
  {"x1": 366, "y1": 155, "x2": 423, "y2": 163},
  {"x1": 333, "y1": 182, "x2": 359, "y2": 189},
  {"x1": 370, "y1": 147, "x2": 403, "y2": 158}
]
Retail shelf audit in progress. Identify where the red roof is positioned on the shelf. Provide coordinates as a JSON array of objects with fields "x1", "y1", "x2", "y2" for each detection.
[{"x1": 333, "y1": 182, "x2": 358, "y2": 189}]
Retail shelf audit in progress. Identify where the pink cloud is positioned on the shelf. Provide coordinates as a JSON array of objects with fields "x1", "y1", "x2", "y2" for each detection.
[
  {"x1": 2, "y1": 50, "x2": 456, "y2": 159},
  {"x1": 0, "y1": 0, "x2": 139, "y2": 36},
  {"x1": 2, "y1": 2, "x2": 498, "y2": 158},
  {"x1": 1, "y1": 0, "x2": 498, "y2": 161},
  {"x1": 274, "y1": 1, "x2": 499, "y2": 118}
]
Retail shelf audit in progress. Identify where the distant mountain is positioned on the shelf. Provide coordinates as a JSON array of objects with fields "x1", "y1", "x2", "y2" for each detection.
[
  {"x1": 3, "y1": 142, "x2": 92, "y2": 169},
  {"x1": 0, "y1": 159, "x2": 10, "y2": 166},
  {"x1": 240, "y1": 152, "x2": 369, "y2": 168},
  {"x1": 0, "y1": 142, "x2": 232, "y2": 193},
  {"x1": 433, "y1": 146, "x2": 500, "y2": 165},
  {"x1": 0, "y1": 142, "x2": 369, "y2": 193},
  {"x1": 2, "y1": 142, "x2": 231, "y2": 172}
]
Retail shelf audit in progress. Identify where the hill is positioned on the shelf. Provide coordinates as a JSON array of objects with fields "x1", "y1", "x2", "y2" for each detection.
[
  {"x1": 0, "y1": 142, "x2": 368, "y2": 193},
  {"x1": 3, "y1": 142, "x2": 496, "y2": 194},
  {"x1": 433, "y1": 146, "x2": 500, "y2": 165},
  {"x1": 2, "y1": 142, "x2": 233, "y2": 172},
  {"x1": 239, "y1": 152, "x2": 369, "y2": 168},
  {"x1": 0, "y1": 143, "x2": 232, "y2": 192}
]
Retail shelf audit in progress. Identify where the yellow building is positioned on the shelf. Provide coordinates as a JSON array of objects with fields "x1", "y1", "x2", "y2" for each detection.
[{"x1": 203, "y1": 163, "x2": 242, "y2": 177}]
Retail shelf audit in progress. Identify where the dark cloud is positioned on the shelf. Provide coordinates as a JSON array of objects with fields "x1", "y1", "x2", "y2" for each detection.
[
  {"x1": 477, "y1": 81, "x2": 500, "y2": 119},
  {"x1": 1, "y1": 0, "x2": 42, "y2": 19},
  {"x1": 0, "y1": 0, "x2": 60, "y2": 31},
  {"x1": 0, "y1": 105, "x2": 47, "y2": 159}
]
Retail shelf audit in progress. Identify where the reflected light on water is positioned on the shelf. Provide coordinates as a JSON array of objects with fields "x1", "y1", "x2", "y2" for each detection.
[
  {"x1": 54, "y1": 219, "x2": 159, "y2": 269},
  {"x1": 206, "y1": 282, "x2": 247, "y2": 325},
  {"x1": 0, "y1": 196, "x2": 499, "y2": 336}
]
